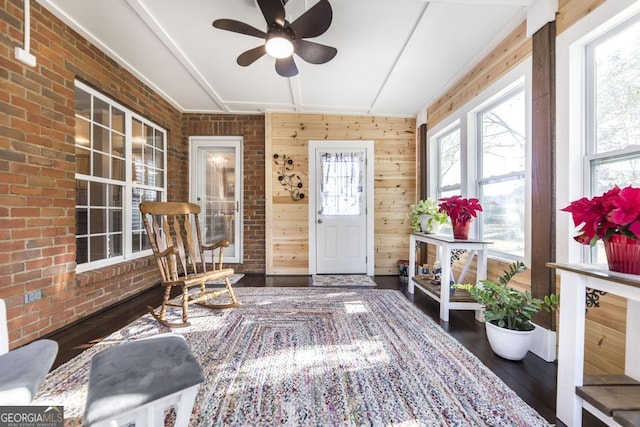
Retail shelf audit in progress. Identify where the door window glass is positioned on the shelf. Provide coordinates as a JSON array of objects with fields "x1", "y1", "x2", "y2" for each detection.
[
  {"x1": 320, "y1": 152, "x2": 364, "y2": 216},
  {"x1": 205, "y1": 148, "x2": 236, "y2": 246}
]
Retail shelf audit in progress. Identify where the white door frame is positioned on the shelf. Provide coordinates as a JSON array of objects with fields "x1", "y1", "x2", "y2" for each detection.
[
  {"x1": 308, "y1": 140, "x2": 375, "y2": 276},
  {"x1": 189, "y1": 136, "x2": 243, "y2": 264}
]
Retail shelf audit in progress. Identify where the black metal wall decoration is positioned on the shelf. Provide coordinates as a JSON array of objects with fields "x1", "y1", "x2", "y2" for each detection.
[
  {"x1": 585, "y1": 288, "x2": 607, "y2": 313},
  {"x1": 450, "y1": 249, "x2": 466, "y2": 264},
  {"x1": 274, "y1": 154, "x2": 305, "y2": 201}
]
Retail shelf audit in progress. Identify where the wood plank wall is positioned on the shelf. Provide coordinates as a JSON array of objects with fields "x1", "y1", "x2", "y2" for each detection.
[
  {"x1": 427, "y1": 0, "x2": 606, "y2": 130},
  {"x1": 424, "y1": 0, "x2": 622, "y2": 375},
  {"x1": 557, "y1": 0, "x2": 607, "y2": 34},
  {"x1": 265, "y1": 113, "x2": 416, "y2": 275},
  {"x1": 427, "y1": 21, "x2": 531, "y2": 129}
]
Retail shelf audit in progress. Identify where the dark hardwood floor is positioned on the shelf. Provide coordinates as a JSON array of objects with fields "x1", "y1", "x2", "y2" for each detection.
[{"x1": 44, "y1": 274, "x2": 602, "y2": 426}]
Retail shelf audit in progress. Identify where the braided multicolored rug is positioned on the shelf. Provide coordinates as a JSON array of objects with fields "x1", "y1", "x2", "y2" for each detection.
[
  {"x1": 311, "y1": 274, "x2": 376, "y2": 287},
  {"x1": 34, "y1": 288, "x2": 550, "y2": 426},
  {"x1": 208, "y1": 273, "x2": 244, "y2": 285}
]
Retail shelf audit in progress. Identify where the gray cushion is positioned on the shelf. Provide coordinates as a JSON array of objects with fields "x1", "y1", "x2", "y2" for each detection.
[
  {"x1": 0, "y1": 339, "x2": 58, "y2": 404},
  {"x1": 84, "y1": 334, "x2": 204, "y2": 426}
]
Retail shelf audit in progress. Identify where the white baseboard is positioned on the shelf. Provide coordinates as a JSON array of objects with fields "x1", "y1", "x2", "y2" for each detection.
[{"x1": 530, "y1": 322, "x2": 557, "y2": 362}]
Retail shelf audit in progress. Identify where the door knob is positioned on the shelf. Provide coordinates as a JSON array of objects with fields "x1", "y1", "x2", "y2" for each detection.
[{"x1": 317, "y1": 219, "x2": 323, "y2": 224}]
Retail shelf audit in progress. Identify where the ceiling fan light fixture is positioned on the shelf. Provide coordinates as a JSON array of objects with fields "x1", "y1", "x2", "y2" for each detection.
[
  {"x1": 213, "y1": 0, "x2": 335, "y2": 76},
  {"x1": 265, "y1": 33, "x2": 294, "y2": 58}
]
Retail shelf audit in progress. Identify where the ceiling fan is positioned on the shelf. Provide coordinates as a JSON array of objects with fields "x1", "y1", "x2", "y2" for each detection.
[{"x1": 212, "y1": 0, "x2": 337, "y2": 77}]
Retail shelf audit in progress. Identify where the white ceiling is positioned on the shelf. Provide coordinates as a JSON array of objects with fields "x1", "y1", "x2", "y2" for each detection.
[{"x1": 38, "y1": 0, "x2": 532, "y2": 117}]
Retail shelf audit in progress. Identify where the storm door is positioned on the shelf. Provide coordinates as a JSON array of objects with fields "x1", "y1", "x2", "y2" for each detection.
[{"x1": 189, "y1": 136, "x2": 242, "y2": 263}]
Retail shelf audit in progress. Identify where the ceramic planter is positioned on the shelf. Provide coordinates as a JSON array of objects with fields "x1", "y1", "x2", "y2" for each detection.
[
  {"x1": 485, "y1": 321, "x2": 535, "y2": 361},
  {"x1": 420, "y1": 214, "x2": 443, "y2": 234}
]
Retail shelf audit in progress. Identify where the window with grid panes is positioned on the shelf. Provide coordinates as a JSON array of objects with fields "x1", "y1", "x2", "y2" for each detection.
[
  {"x1": 435, "y1": 124, "x2": 461, "y2": 200},
  {"x1": 476, "y1": 85, "x2": 526, "y2": 257},
  {"x1": 585, "y1": 13, "x2": 640, "y2": 263},
  {"x1": 74, "y1": 81, "x2": 166, "y2": 271}
]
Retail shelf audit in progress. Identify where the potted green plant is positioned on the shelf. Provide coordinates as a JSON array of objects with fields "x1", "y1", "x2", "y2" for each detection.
[
  {"x1": 409, "y1": 198, "x2": 447, "y2": 233},
  {"x1": 438, "y1": 195, "x2": 483, "y2": 239},
  {"x1": 454, "y1": 261, "x2": 558, "y2": 360}
]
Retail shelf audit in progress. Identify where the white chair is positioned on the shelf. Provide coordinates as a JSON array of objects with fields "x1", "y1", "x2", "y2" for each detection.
[{"x1": 0, "y1": 299, "x2": 58, "y2": 404}]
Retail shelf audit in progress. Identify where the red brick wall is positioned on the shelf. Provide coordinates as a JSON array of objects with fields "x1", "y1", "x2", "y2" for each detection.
[
  {"x1": 182, "y1": 114, "x2": 266, "y2": 273},
  {"x1": 0, "y1": 0, "x2": 188, "y2": 347}
]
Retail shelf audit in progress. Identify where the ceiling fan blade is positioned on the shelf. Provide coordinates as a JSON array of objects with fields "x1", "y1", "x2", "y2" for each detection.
[
  {"x1": 237, "y1": 45, "x2": 267, "y2": 66},
  {"x1": 213, "y1": 19, "x2": 266, "y2": 39},
  {"x1": 275, "y1": 56, "x2": 298, "y2": 77},
  {"x1": 289, "y1": 0, "x2": 333, "y2": 38},
  {"x1": 257, "y1": 0, "x2": 286, "y2": 27},
  {"x1": 294, "y1": 39, "x2": 337, "y2": 64}
]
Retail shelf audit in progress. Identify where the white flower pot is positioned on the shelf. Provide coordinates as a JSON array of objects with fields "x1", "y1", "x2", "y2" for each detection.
[
  {"x1": 485, "y1": 321, "x2": 535, "y2": 361},
  {"x1": 420, "y1": 214, "x2": 443, "y2": 234}
]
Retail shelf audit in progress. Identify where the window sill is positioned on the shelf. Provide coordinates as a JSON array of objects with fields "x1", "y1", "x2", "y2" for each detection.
[{"x1": 76, "y1": 257, "x2": 157, "y2": 288}]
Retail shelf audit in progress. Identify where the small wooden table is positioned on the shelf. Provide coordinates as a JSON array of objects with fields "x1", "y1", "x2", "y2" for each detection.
[{"x1": 408, "y1": 233, "x2": 490, "y2": 322}]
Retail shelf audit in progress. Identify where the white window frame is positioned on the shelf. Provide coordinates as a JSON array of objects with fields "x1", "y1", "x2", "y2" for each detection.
[
  {"x1": 75, "y1": 81, "x2": 167, "y2": 273},
  {"x1": 584, "y1": 12, "x2": 640, "y2": 263},
  {"x1": 556, "y1": 0, "x2": 640, "y2": 265},
  {"x1": 427, "y1": 58, "x2": 532, "y2": 263},
  {"x1": 474, "y1": 83, "x2": 527, "y2": 260}
]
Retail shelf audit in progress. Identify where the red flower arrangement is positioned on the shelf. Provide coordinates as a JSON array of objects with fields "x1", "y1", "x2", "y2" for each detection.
[
  {"x1": 561, "y1": 185, "x2": 640, "y2": 245},
  {"x1": 438, "y1": 195, "x2": 483, "y2": 225}
]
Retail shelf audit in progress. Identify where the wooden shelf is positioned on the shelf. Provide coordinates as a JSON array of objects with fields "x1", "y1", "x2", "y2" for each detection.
[
  {"x1": 411, "y1": 276, "x2": 476, "y2": 303},
  {"x1": 408, "y1": 233, "x2": 489, "y2": 321},
  {"x1": 547, "y1": 262, "x2": 640, "y2": 289},
  {"x1": 549, "y1": 263, "x2": 640, "y2": 426},
  {"x1": 614, "y1": 411, "x2": 640, "y2": 427},
  {"x1": 576, "y1": 375, "x2": 640, "y2": 427},
  {"x1": 583, "y1": 375, "x2": 640, "y2": 386}
]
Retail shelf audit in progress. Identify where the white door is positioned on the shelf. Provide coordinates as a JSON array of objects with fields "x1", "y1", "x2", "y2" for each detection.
[
  {"x1": 189, "y1": 137, "x2": 242, "y2": 263},
  {"x1": 315, "y1": 148, "x2": 367, "y2": 273}
]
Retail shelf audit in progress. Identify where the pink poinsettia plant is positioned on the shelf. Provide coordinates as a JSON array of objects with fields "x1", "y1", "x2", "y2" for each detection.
[
  {"x1": 561, "y1": 185, "x2": 640, "y2": 246},
  {"x1": 438, "y1": 195, "x2": 483, "y2": 225}
]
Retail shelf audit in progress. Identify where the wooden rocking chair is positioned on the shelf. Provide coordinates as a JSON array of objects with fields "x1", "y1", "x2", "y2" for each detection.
[{"x1": 140, "y1": 201, "x2": 240, "y2": 328}]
